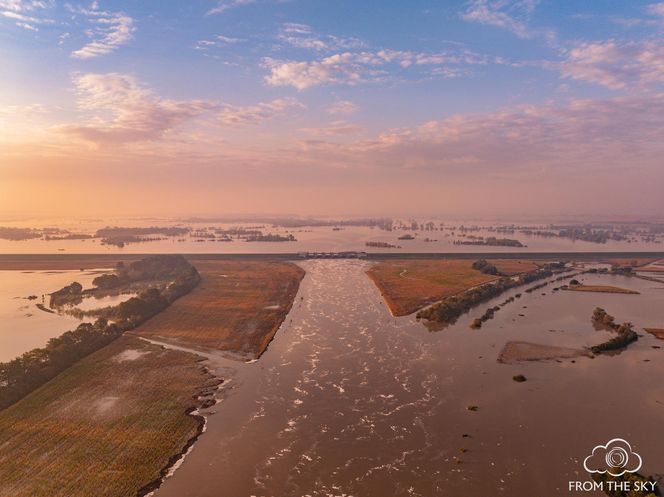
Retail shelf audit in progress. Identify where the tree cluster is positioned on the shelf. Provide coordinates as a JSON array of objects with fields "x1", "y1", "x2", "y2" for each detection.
[
  {"x1": 0, "y1": 256, "x2": 201, "y2": 411},
  {"x1": 590, "y1": 307, "x2": 638, "y2": 354},
  {"x1": 472, "y1": 259, "x2": 499, "y2": 275},
  {"x1": 417, "y1": 268, "x2": 553, "y2": 325}
]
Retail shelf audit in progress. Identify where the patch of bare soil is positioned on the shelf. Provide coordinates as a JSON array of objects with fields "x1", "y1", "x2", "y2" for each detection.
[{"x1": 498, "y1": 341, "x2": 591, "y2": 363}]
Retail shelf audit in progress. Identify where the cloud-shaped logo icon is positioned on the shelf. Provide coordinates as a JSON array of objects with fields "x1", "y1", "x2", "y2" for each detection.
[{"x1": 583, "y1": 438, "x2": 642, "y2": 477}]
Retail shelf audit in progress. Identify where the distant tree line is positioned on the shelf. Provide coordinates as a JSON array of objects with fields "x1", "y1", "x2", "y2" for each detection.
[
  {"x1": 0, "y1": 227, "x2": 42, "y2": 241},
  {"x1": 0, "y1": 255, "x2": 200, "y2": 411},
  {"x1": 454, "y1": 237, "x2": 524, "y2": 247}
]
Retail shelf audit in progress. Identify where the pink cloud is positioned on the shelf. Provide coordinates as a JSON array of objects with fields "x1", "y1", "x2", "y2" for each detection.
[{"x1": 558, "y1": 40, "x2": 664, "y2": 90}]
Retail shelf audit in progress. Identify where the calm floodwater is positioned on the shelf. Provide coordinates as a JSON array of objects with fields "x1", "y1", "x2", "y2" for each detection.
[
  {"x1": 0, "y1": 269, "x2": 136, "y2": 362},
  {"x1": 154, "y1": 260, "x2": 664, "y2": 497},
  {"x1": 1, "y1": 222, "x2": 662, "y2": 254}
]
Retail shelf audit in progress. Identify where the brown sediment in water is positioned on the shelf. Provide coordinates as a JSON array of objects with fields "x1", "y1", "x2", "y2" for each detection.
[
  {"x1": 498, "y1": 341, "x2": 591, "y2": 363},
  {"x1": 564, "y1": 284, "x2": 639, "y2": 294},
  {"x1": 644, "y1": 328, "x2": 664, "y2": 340}
]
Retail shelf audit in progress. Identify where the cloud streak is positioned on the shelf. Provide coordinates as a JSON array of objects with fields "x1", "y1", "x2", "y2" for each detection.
[
  {"x1": 461, "y1": 0, "x2": 555, "y2": 43},
  {"x1": 57, "y1": 73, "x2": 304, "y2": 145},
  {"x1": 326, "y1": 100, "x2": 358, "y2": 115},
  {"x1": 278, "y1": 23, "x2": 364, "y2": 51},
  {"x1": 0, "y1": 0, "x2": 53, "y2": 31},
  {"x1": 70, "y1": 2, "x2": 135, "y2": 59},
  {"x1": 206, "y1": 0, "x2": 255, "y2": 15},
  {"x1": 217, "y1": 98, "x2": 304, "y2": 126},
  {"x1": 263, "y1": 49, "x2": 496, "y2": 89},
  {"x1": 558, "y1": 39, "x2": 664, "y2": 90}
]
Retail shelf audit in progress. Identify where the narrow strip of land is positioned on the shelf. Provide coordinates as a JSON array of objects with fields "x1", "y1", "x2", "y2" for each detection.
[
  {"x1": 565, "y1": 284, "x2": 639, "y2": 294},
  {"x1": 2, "y1": 251, "x2": 664, "y2": 269}
]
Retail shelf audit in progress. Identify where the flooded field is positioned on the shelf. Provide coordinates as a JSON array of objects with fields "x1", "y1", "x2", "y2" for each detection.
[
  {"x1": 1, "y1": 220, "x2": 663, "y2": 255},
  {"x1": 153, "y1": 260, "x2": 664, "y2": 497},
  {"x1": 0, "y1": 269, "x2": 136, "y2": 361}
]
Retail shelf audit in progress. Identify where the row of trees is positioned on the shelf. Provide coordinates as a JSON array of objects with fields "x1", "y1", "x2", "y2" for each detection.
[
  {"x1": 94, "y1": 254, "x2": 195, "y2": 289},
  {"x1": 417, "y1": 267, "x2": 555, "y2": 325},
  {"x1": 0, "y1": 256, "x2": 201, "y2": 411},
  {"x1": 454, "y1": 237, "x2": 524, "y2": 247}
]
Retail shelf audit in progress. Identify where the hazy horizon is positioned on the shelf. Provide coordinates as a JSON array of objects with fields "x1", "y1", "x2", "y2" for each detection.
[{"x1": 2, "y1": 0, "x2": 664, "y2": 219}]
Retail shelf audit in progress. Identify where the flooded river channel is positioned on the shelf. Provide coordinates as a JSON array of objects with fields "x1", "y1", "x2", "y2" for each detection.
[{"x1": 155, "y1": 260, "x2": 664, "y2": 497}]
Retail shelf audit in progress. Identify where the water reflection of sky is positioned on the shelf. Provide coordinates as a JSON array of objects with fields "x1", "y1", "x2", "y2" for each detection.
[
  {"x1": 0, "y1": 269, "x2": 122, "y2": 361},
  {"x1": 1, "y1": 221, "x2": 663, "y2": 254},
  {"x1": 66, "y1": 292, "x2": 138, "y2": 312}
]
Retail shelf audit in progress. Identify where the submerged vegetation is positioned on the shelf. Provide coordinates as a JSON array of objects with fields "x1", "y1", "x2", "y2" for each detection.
[
  {"x1": 590, "y1": 307, "x2": 638, "y2": 354},
  {"x1": 470, "y1": 305, "x2": 502, "y2": 329},
  {"x1": 0, "y1": 255, "x2": 200, "y2": 411},
  {"x1": 417, "y1": 265, "x2": 558, "y2": 326},
  {"x1": 454, "y1": 237, "x2": 524, "y2": 247},
  {"x1": 96, "y1": 226, "x2": 190, "y2": 247},
  {"x1": 0, "y1": 227, "x2": 42, "y2": 241},
  {"x1": 366, "y1": 241, "x2": 400, "y2": 248},
  {"x1": 244, "y1": 233, "x2": 296, "y2": 242},
  {"x1": 49, "y1": 281, "x2": 83, "y2": 307}
]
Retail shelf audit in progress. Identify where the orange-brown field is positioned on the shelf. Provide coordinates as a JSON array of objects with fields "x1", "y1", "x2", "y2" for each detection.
[
  {"x1": 566, "y1": 284, "x2": 640, "y2": 294},
  {"x1": 644, "y1": 328, "x2": 664, "y2": 340},
  {"x1": 489, "y1": 259, "x2": 541, "y2": 276},
  {"x1": 604, "y1": 258, "x2": 660, "y2": 268},
  {"x1": 366, "y1": 259, "x2": 506, "y2": 316},
  {"x1": 0, "y1": 336, "x2": 216, "y2": 497},
  {"x1": 133, "y1": 260, "x2": 305, "y2": 359}
]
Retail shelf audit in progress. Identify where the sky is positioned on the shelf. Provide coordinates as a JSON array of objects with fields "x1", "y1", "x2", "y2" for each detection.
[{"x1": 1, "y1": 0, "x2": 663, "y2": 220}]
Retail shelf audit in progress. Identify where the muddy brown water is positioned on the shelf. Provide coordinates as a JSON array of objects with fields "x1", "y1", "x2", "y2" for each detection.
[{"x1": 150, "y1": 260, "x2": 664, "y2": 497}]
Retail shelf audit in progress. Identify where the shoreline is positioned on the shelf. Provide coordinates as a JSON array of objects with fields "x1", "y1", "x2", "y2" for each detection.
[
  {"x1": 138, "y1": 361, "x2": 225, "y2": 497},
  {"x1": 0, "y1": 251, "x2": 664, "y2": 270},
  {"x1": 255, "y1": 263, "x2": 306, "y2": 359}
]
